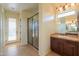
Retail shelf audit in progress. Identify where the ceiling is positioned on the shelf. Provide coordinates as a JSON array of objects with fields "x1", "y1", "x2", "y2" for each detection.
[{"x1": 0, "y1": 3, "x2": 38, "y2": 12}]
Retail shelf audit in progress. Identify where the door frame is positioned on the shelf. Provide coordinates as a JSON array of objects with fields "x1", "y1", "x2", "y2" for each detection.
[{"x1": 6, "y1": 17, "x2": 19, "y2": 44}]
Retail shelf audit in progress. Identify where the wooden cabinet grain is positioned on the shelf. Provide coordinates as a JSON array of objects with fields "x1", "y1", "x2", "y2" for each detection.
[
  {"x1": 50, "y1": 37, "x2": 77, "y2": 56},
  {"x1": 63, "y1": 41, "x2": 76, "y2": 56},
  {"x1": 57, "y1": 40, "x2": 64, "y2": 55},
  {"x1": 50, "y1": 37, "x2": 64, "y2": 55},
  {"x1": 77, "y1": 46, "x2": 79, "y2": 55},
  {"x1": 76, "y1": 42, "x2": 79, "y2": 55},
  {"x1": 51, "y1": 37, "x2": 59, "y2": 52}
]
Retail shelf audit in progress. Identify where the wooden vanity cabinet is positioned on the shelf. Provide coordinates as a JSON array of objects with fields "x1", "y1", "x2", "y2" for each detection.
[
  {"x1": 77, "y1": 46, "x2": 79, "y2": 55},
  {"x1": 57, "y1": 39, "x2": 64, "y2": 55},
  {"x1": 63, "y1": 40, "x2": 77, "y2": 56},
  {"x1": 50, "y1": 37, "x2": 64, "y2": 55},
  {"x1": 50, "y1": 37, "x2": 77, "y2": 56},
  {"x1": 76, "y1": 42, "x2": 79, "y2": 55},
  {"x1": 50, "y1": 37, "x2": 59, "y2": 52}
]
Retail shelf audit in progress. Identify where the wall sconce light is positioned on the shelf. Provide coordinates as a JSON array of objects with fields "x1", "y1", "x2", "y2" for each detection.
[
  {"x1": 71, "y1": 3, "x2": 75, "y2": 6},
  {"x1": 59, "y1": 6, "x2": 63, "y2": 12},
  {"x1": 65, "y1": 4, "x2": 70, "y2": 10}
]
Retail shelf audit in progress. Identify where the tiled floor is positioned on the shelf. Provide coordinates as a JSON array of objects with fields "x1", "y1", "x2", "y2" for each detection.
[
  {"x1": 47, "y1": 51, "x2": 60, "y2": 56},
  {"x1": 0, "y1": 43, "x2": 38, "y2": 56},
  {"x1": 0, "y1": 42, "x2": 59, "y2": 56}
]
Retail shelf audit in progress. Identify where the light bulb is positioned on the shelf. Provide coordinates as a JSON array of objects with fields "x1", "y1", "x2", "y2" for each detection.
[
  {"x1": 59, "y1": 7, "x2": 63, "y2": 12},
  {"x1": 71, "y1": 3, "x2": 75, "y2": 6}
]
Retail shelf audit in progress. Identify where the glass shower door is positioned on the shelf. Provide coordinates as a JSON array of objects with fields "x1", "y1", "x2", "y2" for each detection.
[
  {"x1": 32, "y1": 14, "x2": 39, "y2": 49},
  {"x1": 28, "y1": 13, "x2": 39, "y2": 50}
]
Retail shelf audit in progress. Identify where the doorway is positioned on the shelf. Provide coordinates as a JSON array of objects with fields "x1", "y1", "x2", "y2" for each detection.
[{"x1": 7, "y1": 18, "x2": 17, "y2": 43}]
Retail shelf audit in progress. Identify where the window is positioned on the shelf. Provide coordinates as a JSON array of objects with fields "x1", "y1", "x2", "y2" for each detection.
[{"x1": 8, "y1": 18, "x2": 16, "y2": 41}]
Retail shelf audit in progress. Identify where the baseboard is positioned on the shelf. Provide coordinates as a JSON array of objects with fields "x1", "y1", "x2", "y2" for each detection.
[
  {"x1": 39, "y1": 48, "x2": 51, "y2": 56},
  {"x1": 45, "y1": 49, "x2": 51, "y2": 56}
]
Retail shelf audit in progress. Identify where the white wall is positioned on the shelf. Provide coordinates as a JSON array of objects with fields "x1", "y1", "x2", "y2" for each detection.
[
  {"x1": 2, "y1": 8, "x2": 6, "y2": 47},
  {"x1": 0, "y1": 6, "x2": 6, "y2": 48},
  {"x1": 20, "y1": 11, "x2": 28, "y2": 45},
  {"x1": 0, "y1": 5, "x2": 2, "y2": 47},
  {"x1": 39, "y1": 4, "x2": 58, "y2": 56}
]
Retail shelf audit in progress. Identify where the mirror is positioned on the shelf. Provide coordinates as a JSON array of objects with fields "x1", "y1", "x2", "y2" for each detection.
[
  {"x1": 56, "y1": 17, "x2": 67, "y2": 33},
  {"x1": 56, "y1": 10, "x2": 78, "y2": 34},
  {"x1": 65, "y1": 15, "x2": 77, "y2": 32}
]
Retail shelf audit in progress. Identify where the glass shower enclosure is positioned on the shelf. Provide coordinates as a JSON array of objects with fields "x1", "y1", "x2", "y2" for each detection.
[{"x1": 27, "y1": 13, "x2": 39, "y2": 50}]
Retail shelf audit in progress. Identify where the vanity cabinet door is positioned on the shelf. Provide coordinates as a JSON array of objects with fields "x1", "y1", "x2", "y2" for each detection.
[
  {"x1": 77, "y1": 47, "x2": 79, "y2": 55},
  {"x1": 51, "y1": 37, "x2": 59, "y2": 53},
  {"x1": 76, "y1": 43, "x2": 79, "y2": 56},
  {"x1": 57, "y1": 39, "x2": 64, "y2": 55},
  {"x1": 51, "y1": 37, "x2": 64, "y2": 55},
  {"x1": 63, "y1": 40, "x2": 76, "y2": 56}
]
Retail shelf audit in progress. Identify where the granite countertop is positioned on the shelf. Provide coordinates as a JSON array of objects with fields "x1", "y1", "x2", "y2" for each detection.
[{"x1": 50, "y1": 33, "x2": 79, "y2": 42}]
